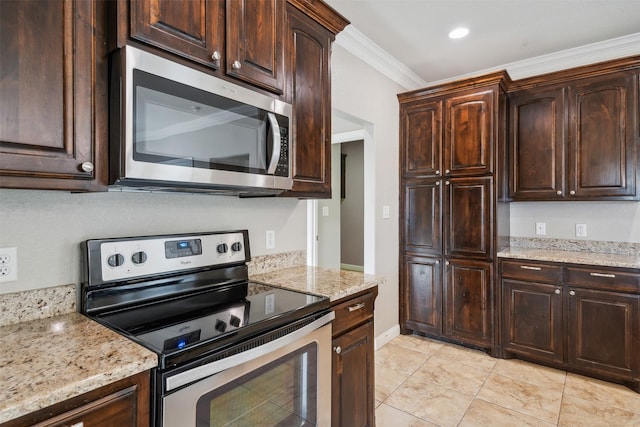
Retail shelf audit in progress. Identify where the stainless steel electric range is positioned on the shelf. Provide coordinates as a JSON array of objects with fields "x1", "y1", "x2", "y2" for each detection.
[{"x1": 81, "y1": 230, "x2": 333, "y2": 427}]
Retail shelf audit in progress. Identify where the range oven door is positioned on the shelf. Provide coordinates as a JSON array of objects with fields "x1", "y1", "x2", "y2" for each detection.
[{"x1": 162, "y1": 313, "x2": 333, "y2": 427}]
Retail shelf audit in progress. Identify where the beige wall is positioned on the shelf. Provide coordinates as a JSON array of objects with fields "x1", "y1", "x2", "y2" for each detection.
[
  {"x1": 0, "y1": 189, "x2": 307, "y2": 294},
  {"x1": 340, "y1": 140, "x2": 365, "y2": 266},
  {"x1": 331, "y1": 44, "x2": 405, "y2": 338}
]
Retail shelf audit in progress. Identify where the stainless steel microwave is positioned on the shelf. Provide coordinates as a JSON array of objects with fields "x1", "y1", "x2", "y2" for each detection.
[{"x1": 110, "y1": 46, "x2": 292, "y2": 195}]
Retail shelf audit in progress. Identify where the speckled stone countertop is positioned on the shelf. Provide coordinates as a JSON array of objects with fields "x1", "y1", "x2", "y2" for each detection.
[
  {"x1": 497, "y1": 248, "x2": 640, "y2": 269},
  {"x1": 0, "y1": 312, "x2": 158, "y2": 423},
  {"x1": 250, "y1": 266, "x2": 384, "y2": 301}
]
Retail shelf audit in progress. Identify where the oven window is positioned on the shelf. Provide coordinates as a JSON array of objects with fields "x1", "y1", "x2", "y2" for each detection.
[
  {"x1": 195, "y1": 343, "x2": 318, "y2": 427},
  {"x1": 133, "y1": 70, "x2": 270, "y2": 174}
]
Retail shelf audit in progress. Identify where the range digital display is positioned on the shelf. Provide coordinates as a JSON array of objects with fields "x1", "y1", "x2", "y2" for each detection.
[{"x1": 165, "y1": 239, "x2": 203, "y2": 258}]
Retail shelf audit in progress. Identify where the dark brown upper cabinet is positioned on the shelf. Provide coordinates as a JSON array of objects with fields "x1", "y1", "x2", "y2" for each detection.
[
  {"x1": 130, "y1": 0, "x2": 225, "y2": 71},
  {"x1": 130, "y1": 0, "x2": 284, "y2": 93},
  {"x1": 509, "y1": 64, "x2": 639, "y2": 201},
  {"x1": 0, "y1": 0, "x2": 108, "y2": 191},
  {"x1": 400, "y1": 100, "x2": 443, "y2": 178}
]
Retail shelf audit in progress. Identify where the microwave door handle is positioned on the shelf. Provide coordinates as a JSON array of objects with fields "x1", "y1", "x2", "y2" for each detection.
[{"x1": 266, "y1": 112, "x2": 281, "y2": 175}]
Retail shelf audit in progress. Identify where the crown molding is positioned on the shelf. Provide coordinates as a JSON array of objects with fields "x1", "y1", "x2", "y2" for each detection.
[
  {"x1": 335, "y1": 25, "x2": 428, "y2": 90},
  {"x1": 335, "y1": 27, "x2": 640, "y2": 90}
]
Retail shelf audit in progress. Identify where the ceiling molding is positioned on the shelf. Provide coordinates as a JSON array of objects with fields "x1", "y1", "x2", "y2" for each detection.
[
  {"x1": 335, "y1": 28, "x2": 640, "y2": 90},
  {"x1": 335, "y1": 25, "x2": 428, "y2": 89}
]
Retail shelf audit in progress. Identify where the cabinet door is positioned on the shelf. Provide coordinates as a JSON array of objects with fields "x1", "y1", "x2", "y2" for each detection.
[
  {"x1": 131, "y1": 0, "x2": 224, "y2": 70},
  {"x1": 502, "y1": 279, "x2": 564, "y2": 364},
  {"x1": 567, "y1": 288, "x2": 639, "y2": 380},
  {"x1": 401, "y1": 256, "x2": 443, "y2": 335},
  {"x1": 444, "y1": 177, "x2": 493, "y2": 258},
  {"x1": 509, "y1": 88, "x2": 566, "y2": 200},
  {"x1": 402, "y1": 179, "x2": 442, "y2": 255},
  {"x1": 332, "y1": 321, "x2": 375, "y2": 427},
  {"x1": 283, "y1": 5, "x2": 333, "y2": 197},
  {"x1": 400, "y1": 100, "x2": 443, "y2": 178},
  {"x1": 226, "y1": 0, "x2": 284, "y2": 93},
  {"x1": 445, "y1": 258, "x2": 493, "y2": 346},
  {"x1": 568, "y1": 72, "x2": 637, "y2": 199},
  {"x1": 444, "y1": 89, "x2": 495, "y2": 176},
  {"x1": 0, "y1": 0, "x2": 107, "y2": 191}
]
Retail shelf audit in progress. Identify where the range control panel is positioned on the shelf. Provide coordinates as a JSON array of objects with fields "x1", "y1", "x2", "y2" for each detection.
[{"x1": 87, "y1": 231, "x2": 249, "y2": 285}]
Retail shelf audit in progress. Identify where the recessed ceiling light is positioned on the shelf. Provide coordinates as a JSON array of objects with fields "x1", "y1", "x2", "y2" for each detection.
[{"x1": 449, "y1": 27, "x2": 469, "y2": 39}]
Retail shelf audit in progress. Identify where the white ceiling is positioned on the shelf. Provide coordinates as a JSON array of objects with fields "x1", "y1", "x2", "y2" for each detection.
[{"x1": 324, "y1": 0, "x2": 640, "y2": 86}]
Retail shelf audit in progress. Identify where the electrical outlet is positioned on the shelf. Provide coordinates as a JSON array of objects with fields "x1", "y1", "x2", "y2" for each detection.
[
  {"x1": 265, "y1": 230, "x2": 275, "y2": 249},
  {"x1": 0, "y1": 247, "x2": 18, "y2": 283},
  {"x1": 535, "y1": 222, "x2": 546, "y2": 236},
  {"x1": 575, "y1": 223, "x2": 587, "y2": 237}
]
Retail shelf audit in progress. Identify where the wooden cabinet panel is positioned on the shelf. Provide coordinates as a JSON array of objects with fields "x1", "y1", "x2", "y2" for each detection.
[
  {"x1": 331, "y1": 321, "x2": 375, "y2": 427},
  {"x1": 0, "y1": 0, "x2": 108, "y2": 191},
  {"x1": 403, "y1": 179, "x2": 442, "y2": 255},
  {"x1": 569, "y1": 72, "x2": 637, "y2": 198},
  {"x1": 4, "y1": 371, "x2": 150, "y2": 427},
  {"x1": 444, "y1": 177, "x2": 493, "y2": 258},
  {"x1": 400, "y1": 100, "x2": 443, "y2": 178},
  {"x1": 509, "y1": 88, "x2": 566, "y2": 199},
  {"x1": 567, "y1": 288, "x2": 639, "y2": 380},
  {"x1": 131, "y1": 0, "x2": 224, "y2": 69},
  {"x1": 444, "y1": 89, "x2": 494, "y2": 176},
  {"x1": 503, "y1": 279, "x2": 564, "y2": 364},
  {"x1": 284, "y1": 5, "x2": 333, "y2": 197},
  {"x1": 401, "y1": 256, "x2": 443, "y2": 335},
  {"x1": 332, "y1": 291, "x2": 375, "y2": 337},
  {"x1": 445, "y1": 258, "x2": 493, "y2": 346},
  {"x1": 226, "y1": 0, "x2": 284, "y2": 93}
]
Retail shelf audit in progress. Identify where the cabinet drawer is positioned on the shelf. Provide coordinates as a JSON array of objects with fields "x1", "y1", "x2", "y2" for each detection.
[
  {"x1": 332, "y1": 291, "x2": 375, "y2": 337},
  {"x1": 566, "y1": 267, "x2": 640, "y2": 293},
  {"x1": 501, "y1": 260, "x2": 563, "y2": 283}
]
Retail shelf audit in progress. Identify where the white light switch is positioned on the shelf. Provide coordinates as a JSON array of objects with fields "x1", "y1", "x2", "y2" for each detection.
[
  {"x1": 322, "y1": 206, "x2": 329, "y2": 217},
  {"x1": 382, "y1": 205, "x2": 390, "y2": 219},
  {"x1": 575, "y1": 223, "x2": 587, "y2": 237},
  {"x1": 265, "y1": 230, "x2": 275, "y2": 249}
]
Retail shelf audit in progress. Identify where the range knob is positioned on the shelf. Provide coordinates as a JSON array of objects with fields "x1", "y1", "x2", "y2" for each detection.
[
  {"x1": 231, "y1": 242, "x2": 243, "y2": 252},
  {"x1": 131, "y1": 251, "x2": 147, "y2": 265},
  {"x1": 229, "y1": 315, "x2": 241, "y2": 328},
  {"x1": 107, "y1": 253, "x2": 125, "y2": 267},
  {"x1": 215, "y1": 319, "x2": 227, "y2": 332},
  {"x1": 217, "y1": 243, "x2": 228, "y2": 254}
]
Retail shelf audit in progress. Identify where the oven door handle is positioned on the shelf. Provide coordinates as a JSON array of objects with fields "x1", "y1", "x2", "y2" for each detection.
[{"x1": 165, "y1": 311, "x2": 335, "y2": 392}]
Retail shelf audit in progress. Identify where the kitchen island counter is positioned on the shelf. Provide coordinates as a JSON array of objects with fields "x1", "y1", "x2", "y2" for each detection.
[
  {"x1": 0, "y1": 312, "x2": 157, "y2": 423},
  {"x1": 251, "y1": 265, "x2": 384, "y2": 302}
]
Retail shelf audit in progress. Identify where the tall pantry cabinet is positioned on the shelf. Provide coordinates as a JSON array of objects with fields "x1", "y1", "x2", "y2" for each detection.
[{"x1": 398, "y1": 72, "x2": 511, "y2": 354}]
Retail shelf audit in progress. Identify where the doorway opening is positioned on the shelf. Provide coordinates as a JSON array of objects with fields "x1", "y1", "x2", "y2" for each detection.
[{"x1": 307, "y1": 109, "x2": 375, "y2": 274}]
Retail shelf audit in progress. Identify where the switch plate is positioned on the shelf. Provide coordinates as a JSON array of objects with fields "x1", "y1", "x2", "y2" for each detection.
[
  {"x1": 0, "y1": 247, "x2": 18, "y2": 283},
  {"x1": 322, "y1": 206, "x2": 329, "y2": 217},
  {"x1": 382, "y1": 205, "x2": 390, "y2": 219},
  {"x1": 535, "y1": 222, "x2": 546, "y2": 236},
  {"x1": 265, "y1": 230, "x2": 275, "y2": 249},
  {"x1": 576, "y1": 223, "x2": 587, "y2": 237},
  {"x1": 265, "y1": 293, "x2": 275, "y2": 315}
]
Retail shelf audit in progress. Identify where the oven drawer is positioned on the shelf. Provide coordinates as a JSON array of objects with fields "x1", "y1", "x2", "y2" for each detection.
[
  {"x1": 501, "y1": 260, "x2": 563, "y2": 283},
  {"x1": 331, "y1": 291, "x2": 375, "y2": 337}
]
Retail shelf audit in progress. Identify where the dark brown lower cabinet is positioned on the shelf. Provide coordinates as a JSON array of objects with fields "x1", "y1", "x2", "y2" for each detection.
[
  {"x1": 502, "y1": 259, "x2": 640, "y2": 391},
  {"x1": 331, "y1": 287, "x2": 378, "y2": 427},
  {"x1": 401, "y1": 256, "x2": 493, "y2": 347},
  {"x1": 3, "y1": 371, "x2": 150, "y2": 427}
]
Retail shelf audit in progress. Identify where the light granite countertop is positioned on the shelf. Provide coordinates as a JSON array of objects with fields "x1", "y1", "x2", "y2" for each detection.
[
  {"x1": 0, "y1": 312, "x2": 158, "y2": 423},
  {"x1": 498, "y1": 247, "x2": 640, "y2": 269},
  {"x1": 250, "y1": 266, "x2": 384, "y2": 302}
]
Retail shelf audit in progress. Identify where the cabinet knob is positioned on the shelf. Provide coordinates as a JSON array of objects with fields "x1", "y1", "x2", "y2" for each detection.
[
  {"x1": 435, "y1": 170, "x2": 440, "y2": 175},
  {"x1": 445, "y1": 169, "x2": 450, "y2": 174},
  {"x1": 435, "y1": 181, "x2": 440, "y2": 186},
  {"x1": 80, "y1": 162, "x2": 94, "y2": 173},
  {"x1": 445, "y1": 181, "x2": 450, "y2": 185},
  {"x1": 445, "y1": 261, "x2": 450, "y2": 266},
  {"x1": 333, "y1": 346, "x2": 342, "y2": 354},
  {"x1": 554, "y1": 289, "x2": 561, "y2": 295},
  {"x1": 232, "y1": 60, "x2": 242, "y2": 70},
  {"x1": 556, "y1": 190, "x2": 562, "y2": 195},
  {"x1": 569, "y1": 290, "x2": 576, "y2": 296},
  {"x1": 569, "y1": 190, "x2": 576, "y2": 195},
  {"x1": 435, "y1": 260, "x2": 440, "y2": 264},
  {"x1": 211, "y1": 51, "x2": 221, "y2": 61}
]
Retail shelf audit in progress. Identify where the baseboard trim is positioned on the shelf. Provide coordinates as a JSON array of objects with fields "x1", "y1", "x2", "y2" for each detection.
[
  {"x1": 375, "y1": 324, "x2": 400, "y2": 350},
  {"x1": 340, "y1": 263, "x2": 364, "y2": 272}
]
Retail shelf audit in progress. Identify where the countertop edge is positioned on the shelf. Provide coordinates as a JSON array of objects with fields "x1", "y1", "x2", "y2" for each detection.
[{"x1": 497, "y1": 248, "x2": 640, "y2": 270}]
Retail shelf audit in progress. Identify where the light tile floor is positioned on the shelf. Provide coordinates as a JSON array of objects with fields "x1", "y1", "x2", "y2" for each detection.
[{"x1": 375, "y1": 334, "x2": 640, "y2": 426}]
